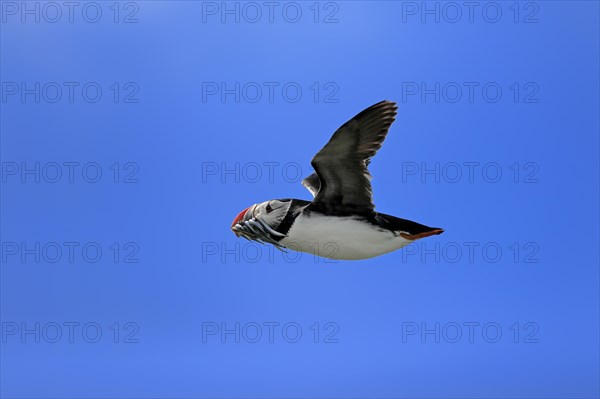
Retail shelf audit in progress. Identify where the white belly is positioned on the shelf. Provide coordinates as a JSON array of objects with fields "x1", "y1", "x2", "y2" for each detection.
[{"x1": 280, "y1": 214, "x2": 412, "y2": 260}]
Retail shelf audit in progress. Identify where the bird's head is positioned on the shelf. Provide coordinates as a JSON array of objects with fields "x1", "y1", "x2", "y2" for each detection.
[{"x1": 230, "y1": 199, "x2": 291, "y2": 247}]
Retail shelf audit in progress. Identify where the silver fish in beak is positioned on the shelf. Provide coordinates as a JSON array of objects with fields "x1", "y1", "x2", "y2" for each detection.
[{"x1": 231, "y1": 204, "x2": 287, "y2": 250}]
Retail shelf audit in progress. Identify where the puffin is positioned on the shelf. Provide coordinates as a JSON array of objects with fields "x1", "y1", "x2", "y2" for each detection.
[{"x1": 230, "y1": 100, "x2": 443, "y2": 260}]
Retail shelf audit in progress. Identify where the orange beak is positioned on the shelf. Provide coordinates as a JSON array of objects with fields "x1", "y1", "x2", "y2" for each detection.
[{"x1": 231, "y1": 206, "x2": 251, "y2": 230}]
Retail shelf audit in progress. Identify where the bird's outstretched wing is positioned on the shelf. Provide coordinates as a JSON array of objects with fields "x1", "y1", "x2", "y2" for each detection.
[{"x1": 304, "y1": 100, "x2": 397, "y2": 216}]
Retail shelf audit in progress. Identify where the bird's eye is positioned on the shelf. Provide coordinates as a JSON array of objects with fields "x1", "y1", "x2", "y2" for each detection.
[{"x1": 266, "y1": 203, "x2": 272, "y2": 213}]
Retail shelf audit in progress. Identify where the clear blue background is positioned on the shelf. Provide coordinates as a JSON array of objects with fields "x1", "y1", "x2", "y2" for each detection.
[{"x1": 1, "y1": 1, "x2": 599, "y2": 398}]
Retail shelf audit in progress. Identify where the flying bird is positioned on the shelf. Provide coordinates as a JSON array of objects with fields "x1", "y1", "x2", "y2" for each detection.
[{"x1": 231, "y1": 100, "x2": 443, "y2": 260}]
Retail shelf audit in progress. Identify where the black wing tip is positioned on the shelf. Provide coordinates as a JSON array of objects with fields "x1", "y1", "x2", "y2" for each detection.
[
  {"x1": 368, "y1": 100, "x2": 398, "y2": 115},
  {"x1": 373, "y1": 99, "x2": 398, "y2": 110},
  {"x1": 351, "y1": 100, "x2": 398, "y2": 123}
]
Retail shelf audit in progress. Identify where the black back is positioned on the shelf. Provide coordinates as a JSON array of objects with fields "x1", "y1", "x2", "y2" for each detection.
[{"x1": 276, "y1": 197, "x2": 440, "y2": 237}]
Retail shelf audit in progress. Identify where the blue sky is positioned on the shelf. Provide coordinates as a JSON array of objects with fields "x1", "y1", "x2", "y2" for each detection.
[{"x1": 1, "y1": 1, "x2": 599, "y2": 398}]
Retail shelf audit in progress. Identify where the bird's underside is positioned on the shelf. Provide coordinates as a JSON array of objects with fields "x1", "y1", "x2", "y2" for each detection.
[{"x1": 281, "y1": 207, "x2": 442, "y2": 260}]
